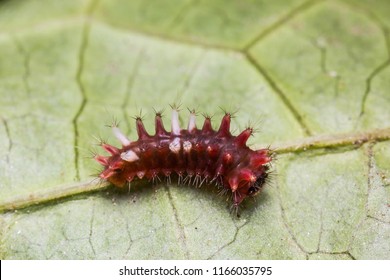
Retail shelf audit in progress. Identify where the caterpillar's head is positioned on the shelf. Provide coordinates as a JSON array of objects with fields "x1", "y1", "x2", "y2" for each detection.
[
  {"x1": 230, "y1": 167, "x2": 269, "y2": 207},
  {"x1": 99, "y1": 157, "x2": 127, "y2": 186},
  {"x1": 246, "y1": 171, "x2": 268, "y2": 196}
]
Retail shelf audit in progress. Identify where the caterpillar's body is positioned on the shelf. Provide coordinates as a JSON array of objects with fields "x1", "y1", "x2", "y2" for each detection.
[{"x1": 95, "y1": 107, "x2": 272, "y2": 207}]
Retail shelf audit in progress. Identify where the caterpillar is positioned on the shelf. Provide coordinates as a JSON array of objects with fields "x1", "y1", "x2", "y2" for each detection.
[{"x1": 94, "y1": 106, "x2": 272, "y2": 210}]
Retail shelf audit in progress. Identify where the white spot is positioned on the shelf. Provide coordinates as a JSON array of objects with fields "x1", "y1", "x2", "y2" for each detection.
[
  {"x1": 328, "y1": 70, "x2": 338, "y2": 78},
  {"x1": 183, "y1": 141, "x2": 192, "y2": 152},
  {"x1": 137, "y1": 171, "x2": 145, "y2": 179},
  {"x1": 187, "y1": 112, "x2": 196, "y2": 132},
  {"x1": 112, "y1": 126, "x2": 131, "y2": 146},
  {"x1": 169, "y1": 137, "x2": 181, "y2": 153},
  {"x1": 171, "y1": 109, "x2": 181, "y2": 135},
  {"x1": 120, "y1": 150, "x2": 139, "y2": 162}
]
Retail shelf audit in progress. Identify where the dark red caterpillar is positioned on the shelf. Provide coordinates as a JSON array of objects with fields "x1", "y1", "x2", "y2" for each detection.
[{"x1": 94, "y1": 107, "x2": 272, "y2": 208}]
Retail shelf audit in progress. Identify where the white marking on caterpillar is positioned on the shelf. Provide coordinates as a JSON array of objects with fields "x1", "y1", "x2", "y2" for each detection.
[
  {"x1": 188, "y1": 112, "x2": 196, "y2": 132},
  {"x1": 120, "y1": 150, "x2": 139, "y2": 162},
  {"x1": 137, "y1": 171, "x2": 145, "y2": 179},
  {"x1": 112, "y1": 126, "x2": 131, "y2": 146},
  {"x1": 171, "y1": 109, "x2": 180, "y2": 135},
  {"x1": 183, "y1": 141, "x2": 192, "y2": 152},
  {"x1": 169, "y1": 137, "x2": 181, "y2": 153}
]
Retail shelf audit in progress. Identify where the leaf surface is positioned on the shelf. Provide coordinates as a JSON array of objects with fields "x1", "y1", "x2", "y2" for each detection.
[{"x1": 0, "y1": 0, "x2": 389, "y2": 259}]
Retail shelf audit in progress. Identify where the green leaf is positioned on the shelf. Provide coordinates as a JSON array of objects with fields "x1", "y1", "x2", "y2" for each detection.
[{"x1": 0, "y1": 0, "x2": 389, "y2": 259}]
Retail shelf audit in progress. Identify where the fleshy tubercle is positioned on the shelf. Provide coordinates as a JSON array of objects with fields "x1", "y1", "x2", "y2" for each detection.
[{"x1": 95, "y1": 108, "x2": 272, "y2": 208}]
